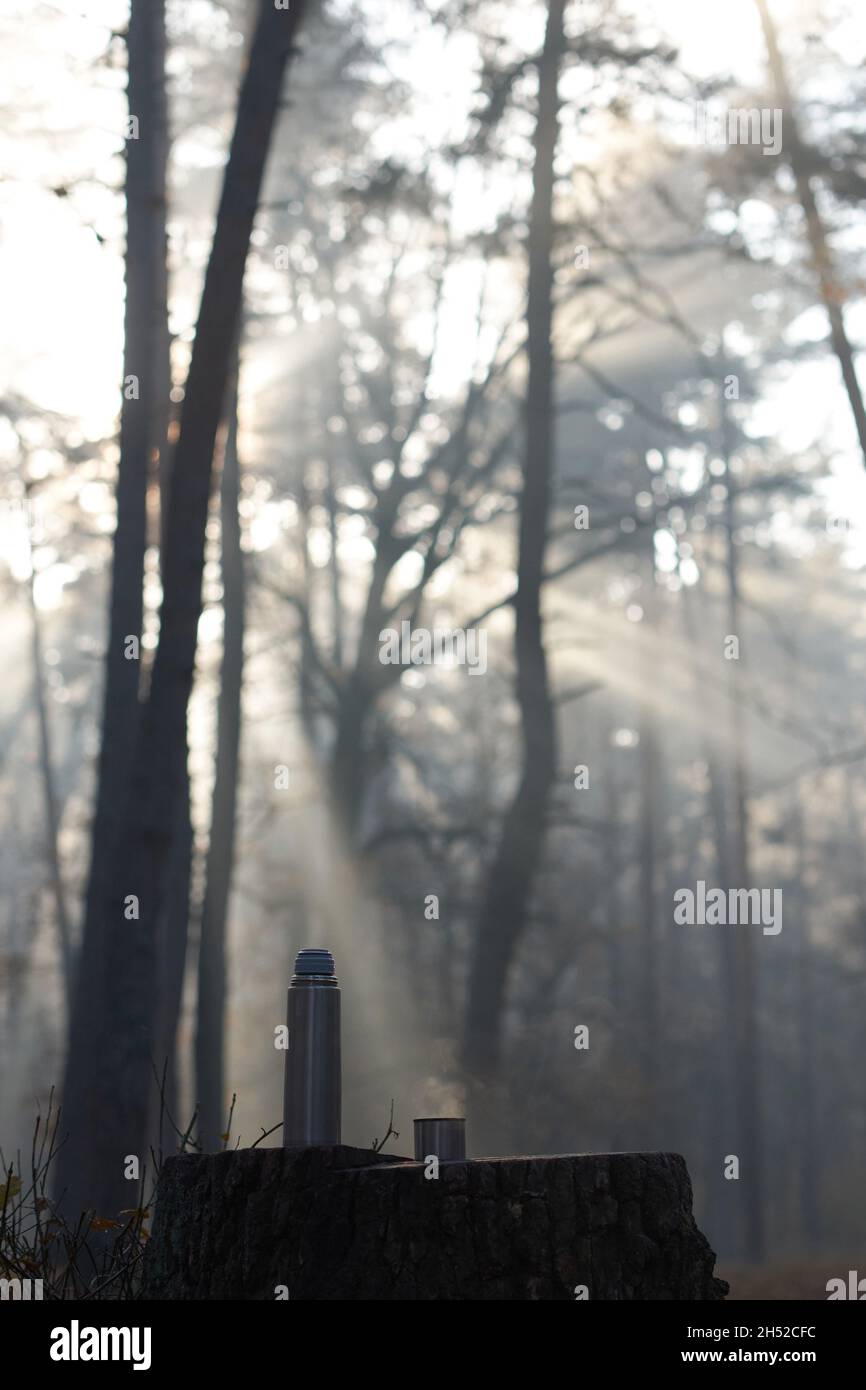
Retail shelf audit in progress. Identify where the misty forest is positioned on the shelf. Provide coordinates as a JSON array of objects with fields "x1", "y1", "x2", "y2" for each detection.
[{"x1": 2, "y1": 0, "x2": 866, "y2": 1302}]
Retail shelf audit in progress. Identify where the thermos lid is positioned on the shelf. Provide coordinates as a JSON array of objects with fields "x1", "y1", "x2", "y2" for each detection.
[{"x1": 294, "y1": 947, "x2": 335, "y2": 976}]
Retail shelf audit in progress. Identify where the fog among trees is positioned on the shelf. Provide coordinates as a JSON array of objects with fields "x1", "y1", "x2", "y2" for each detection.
[{"x1": 1, "y1": 0, "x2": 866, "y2": 1295}]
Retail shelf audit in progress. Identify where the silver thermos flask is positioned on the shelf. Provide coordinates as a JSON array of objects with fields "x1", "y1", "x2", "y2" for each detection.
[{"x1": 283, "y1": 947, "x2": 341, "y2": 1148}]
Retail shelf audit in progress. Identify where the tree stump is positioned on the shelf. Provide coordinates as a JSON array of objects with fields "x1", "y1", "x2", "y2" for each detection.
[{"x1": 141, "y1": 1146, "x2": 728, "y2": 1300}]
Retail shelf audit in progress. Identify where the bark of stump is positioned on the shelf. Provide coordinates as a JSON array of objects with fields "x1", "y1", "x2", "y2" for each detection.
[{"x1": 141, "y1": 1146, "x2": 728, "y2": 1300}]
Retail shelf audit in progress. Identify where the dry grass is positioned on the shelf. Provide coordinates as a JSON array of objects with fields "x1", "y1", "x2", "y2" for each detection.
[
  {"x1": 0, "y1": 1089, "x2": 153, "y2": 1299},
  {"x1": 0, "y1": 1077, "x2": 219, "y2": 1300}
]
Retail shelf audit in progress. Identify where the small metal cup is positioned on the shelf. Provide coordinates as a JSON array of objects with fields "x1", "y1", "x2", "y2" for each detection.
[{"x1": 413, "y1": 1117, "x2": 466, "y2": 1162}]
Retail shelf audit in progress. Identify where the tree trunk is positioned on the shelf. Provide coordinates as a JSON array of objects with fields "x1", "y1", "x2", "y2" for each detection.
[
  {"x1": 151, "y1": 758, "x2": 192, "y2": 1133},
  {"x1": 789, "y1": 644, "x2": 819, "y2": 1249},
  {"x1": 296, "y1": 463, "x2": 318, "y2": 739},
  {"x1": 329, "y1": 681, "x2": 373, "y2": 841},
  {"x1": 59, "y1": 0, "x2": 311, "y2": 1220},
  {"x1": 58, "y1": 0, "x2": 169, "y2": 1216},
  {"x1": 196, "y1": 350, "x2": 245, "y2": 1152},
  {"x1": 27, "y1": 530, "x2": 73, "y2": 1008},
  {"x1": 637, "y1": 472, "x2": 662, "y2": 1146},
  {"x1": 637, "y1": 675, "x2": 662, "y2": 1142},
  {"x1": 792, "y1": 789, "x2": 819, "y2": 1247},
  {"x1": 602, "y1": 740, "x2": 623, "y2": 1013},
  {"x1": 755, "y1": 0, "x2": 866, "y2": 468},
  {"x1": 327, "y1": 540, "x2": 394, "y2": 843},
  {"x1": 681, "y1": 570, "x2": 736, "y2": 1247},
  {"x1": 325, "y1": 454, "x2": 344, "y2": 668},
  {"x1": 721, "y1": 369, "x2": 764, "y2": 1262},
  {"x1": 463, "y1": 0, "x2": 565, "y2": 1113}
]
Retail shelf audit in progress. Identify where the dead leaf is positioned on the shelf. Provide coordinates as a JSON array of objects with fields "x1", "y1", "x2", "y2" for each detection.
[
  {"x1": 89, "y1": 1216, "x2": 121, "y2": 1232},
  {"x1": 0, "y1": 1175, "x2": 22, "y2": 1205}
]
